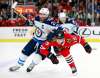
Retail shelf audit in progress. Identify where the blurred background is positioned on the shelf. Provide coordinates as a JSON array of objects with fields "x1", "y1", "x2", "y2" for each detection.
[{"x1": 0, "y1": 0, "x2": 100, "y2": 26}]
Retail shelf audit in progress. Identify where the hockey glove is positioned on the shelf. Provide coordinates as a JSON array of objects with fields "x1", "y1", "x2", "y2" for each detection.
[
  {"x1": 47, "y1": 53, "x2": 59, "y2": 64},
  {"x1": 84, "y1": 43, "x2": 92, "y2": 54}
]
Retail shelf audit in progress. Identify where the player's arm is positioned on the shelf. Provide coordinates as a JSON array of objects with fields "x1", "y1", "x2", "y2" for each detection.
[
  {"x1": 64, "y1": 32, "x2": 92, "y2": 54},
  {"x1": 75, "y1": 34, "x2": 92, "y2": 54},
  {"x1": 65, "y1": 24, "x2": 92, "y2": 54},
  {"x1": 80, "y1": 37, "x2": 92, "y2": 54},
  {"x1": 40, "y1": 41, "x2": 59, "y2": 64},
  {"x1": 40, "y1": 41, "x2": 50, "y2": 56}
]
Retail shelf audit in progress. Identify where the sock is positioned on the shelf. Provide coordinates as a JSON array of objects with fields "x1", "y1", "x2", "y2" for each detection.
[
  {"x1": 17, "y1": 53, "x2": 28, "y2": 66},
  {"x1": 65, "y1": 54, "x2": 77, "y2": 73},
  {"x1": 32, "y1": 53, "x2": 42, "y2": 65}
]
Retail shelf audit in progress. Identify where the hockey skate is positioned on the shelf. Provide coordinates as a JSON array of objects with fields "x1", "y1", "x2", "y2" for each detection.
[
  {"x1": 9, "y1": 58, "x2": 25, "y2": 71},
  {"x1": 9, "y1": 64, "x2": 21, "y2": 71},
  {"x1": 26, "y1": 63, "x2": 35, "y2": 72},
  {"x1": 71, "y1": 67, "x2": 78, "y2": 76}
]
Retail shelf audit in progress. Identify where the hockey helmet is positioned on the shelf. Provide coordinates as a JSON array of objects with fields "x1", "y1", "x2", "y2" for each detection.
[
  {"x1": 39, "y1": 8, "x2": 49, "y2": 17},
  {"x1": 58, "y1": 12, "x2": 67, "y2": 23},
  {"x1": 55, "y1": 30, "x2": 64, "y2": 39}
]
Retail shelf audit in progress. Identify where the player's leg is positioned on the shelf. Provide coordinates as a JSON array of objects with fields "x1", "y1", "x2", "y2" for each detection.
[
  {"x1": 61, "y1": 48, "x2": 77, "y2": 74},
  {"x1": 26, "y1": 44, "x2": 45, "y2": 72},
  {"x1": 65, "y1": 54, "x2": 77, "y2": 74},
  {"x1": 26, "y1": 53, "x2": 43, "y2": 72},
  {"x1": 27, "y1": 47, "x2": 59, "y2": 72},
  {"x1": 9, "y1": 39, "x2": 37, "y2": 71}
]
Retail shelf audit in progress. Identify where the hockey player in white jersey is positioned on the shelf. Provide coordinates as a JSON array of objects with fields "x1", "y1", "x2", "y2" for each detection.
[
  {"x1": 20, "y1": 12, "x2": 91, "y2": 73},
  {"x1": 58, "y1": 12, "x2": 79, "y2": 34},
  {"x1": 24, "y1": 12, "x2": 79, "y2": 73},
  {"x1": 57, "y1": 12, "x2": 91, "y2": 51},
  {"x1": 9, "y1": 8, "x2": 60, "y2": 72}
]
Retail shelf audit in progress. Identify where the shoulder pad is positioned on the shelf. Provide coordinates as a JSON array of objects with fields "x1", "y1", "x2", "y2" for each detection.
[
  {"x1": 50, "y1": 21, "x2": 60, "y2": 27},
  {"x1": 46, "y1": 18, "x2": 53, "y2": 21},
  {"x1": 35, "y1": 16, "x2": 40, "y2": 21},
  {"x1": 46, "y1": 18, "x2": 60, "y2": 27}
]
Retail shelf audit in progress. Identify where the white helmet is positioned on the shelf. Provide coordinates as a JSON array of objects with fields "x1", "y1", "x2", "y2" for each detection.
[
  {"x1": 58, "y1": 12, "x2": 67, "y2": 23},
  {"x1": 58, "y1": 12, "x2": 66, "y2": 18},
  {"x1": 39, "y1": 8, "x2": 49, "y2": 17}
]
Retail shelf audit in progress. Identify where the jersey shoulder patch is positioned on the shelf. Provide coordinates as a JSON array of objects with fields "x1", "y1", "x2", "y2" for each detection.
[
  {"x1": 46, "y1": 18, "x2": 60, "y2": 27},
  {"x1": 46, "y1": 18, "x2": 53, "y2": 21}
]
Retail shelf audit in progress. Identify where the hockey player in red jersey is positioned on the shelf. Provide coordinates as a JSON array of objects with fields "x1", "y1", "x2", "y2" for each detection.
[{"x1": 39, "y1": 29, "x2": 92, "y2": 75}]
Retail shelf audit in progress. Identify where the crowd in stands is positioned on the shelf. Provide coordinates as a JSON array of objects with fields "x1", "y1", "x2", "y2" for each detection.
[{"x1": 0, "y1": 0, "x2": 100, "y2": 26}]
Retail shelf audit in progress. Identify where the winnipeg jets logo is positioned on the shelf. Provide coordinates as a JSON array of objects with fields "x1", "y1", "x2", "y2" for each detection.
[{"x1": 35, "y1": 29, "x2": 42, "y2": 37}]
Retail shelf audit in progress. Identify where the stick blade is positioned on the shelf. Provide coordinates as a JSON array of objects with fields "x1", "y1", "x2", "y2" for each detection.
[{"x1": 11, "y1": 1, "x2": 18, "y2": 9}]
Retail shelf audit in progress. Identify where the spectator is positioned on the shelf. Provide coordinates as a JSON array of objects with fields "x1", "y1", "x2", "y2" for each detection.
[
  {"x1": 95, "y1": 5, "x2": 100, "y2": 25},
  {"x1": 68, "y1": 6, "x2": 78, "y2": 19}
]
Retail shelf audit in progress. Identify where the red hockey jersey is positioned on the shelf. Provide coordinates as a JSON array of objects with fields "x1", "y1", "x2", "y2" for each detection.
[{"x1": 40, "y1": 32, "x2": 86, "y2": 57}]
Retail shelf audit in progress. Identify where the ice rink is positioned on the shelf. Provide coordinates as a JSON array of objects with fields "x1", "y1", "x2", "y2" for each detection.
[{"x1": 0, "y1": 42, "x2": 100, "y2": 78}]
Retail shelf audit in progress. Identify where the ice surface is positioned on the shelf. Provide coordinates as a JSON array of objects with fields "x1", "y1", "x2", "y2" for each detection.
[{"x1": 0, "y1": 42, "x2": 100, "y2": 78}]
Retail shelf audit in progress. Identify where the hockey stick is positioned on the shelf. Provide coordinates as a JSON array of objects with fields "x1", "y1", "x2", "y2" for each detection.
[
  {"x1": 11, "y1": 1, "x2": 27, "y2": 20},
  {"x1": 11, "y1": 1, "x2": 46, "y2": 33}
]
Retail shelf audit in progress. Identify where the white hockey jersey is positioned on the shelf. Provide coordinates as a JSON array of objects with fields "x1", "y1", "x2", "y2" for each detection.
[
  {"x1": 33, "y1": 16, "x2": 60, "y2": 43},
  {"x1": 61, "y1": 23, "x2": 79, "y2": 34}
]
